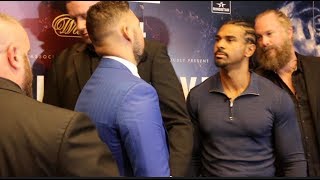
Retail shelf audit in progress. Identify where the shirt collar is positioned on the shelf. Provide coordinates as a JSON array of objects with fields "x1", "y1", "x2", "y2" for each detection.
[
  {"x1": 103, "y1": 56, "x2": 140, "y2": 78},
  {"x1": 209, "y1": 71, "x2": 260, "y2": 96}
]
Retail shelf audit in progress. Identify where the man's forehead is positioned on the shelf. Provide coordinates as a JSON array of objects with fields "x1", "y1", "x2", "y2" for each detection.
[
  {"x1": 218, "y1": 24, "x2": 244, "y2": 36},
  {"x1": 67, "y1": 1, "x2": 98, "y2": 14}
]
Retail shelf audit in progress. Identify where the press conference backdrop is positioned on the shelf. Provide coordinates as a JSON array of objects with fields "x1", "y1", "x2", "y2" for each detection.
[{"x1": 0, "y1": 1, "x2": 319, "y2": 101}]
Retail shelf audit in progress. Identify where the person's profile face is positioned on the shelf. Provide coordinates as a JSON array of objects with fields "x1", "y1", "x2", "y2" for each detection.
[
  {"x1": 130, "y1": 11, "x2": 145, "y2": 58},
  {"x1": 66, "y1": 1, "x2": 99, "y2": 44}
]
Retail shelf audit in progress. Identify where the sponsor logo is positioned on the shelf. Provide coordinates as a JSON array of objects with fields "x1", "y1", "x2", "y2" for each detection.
[
  {"x1": 52, "y1": 14, "x2": 81, "y2": 38},
  {"x1": 52, "y1": 14, "x2": 146, "y2": 38},
  {"x1": 211, "y1": 1, "x2": 231, "y2": 14}
]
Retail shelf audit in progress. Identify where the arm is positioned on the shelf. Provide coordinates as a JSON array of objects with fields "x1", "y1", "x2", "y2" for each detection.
[
  {"x1": 274, "y1": 91, "x2": 307, "y2": 177},
  {"x1": 145, "y1": 40, "x2": 193, "y2": 176},
  {"x1": 118, "y1": 83, "x2": 170, "y2": 177},
  {"x1": 186, "y1": 90, "x2": 202, "y2": 177},
  {"x1": 57, "y1": 112, "x2": 119, "y2": 176}
]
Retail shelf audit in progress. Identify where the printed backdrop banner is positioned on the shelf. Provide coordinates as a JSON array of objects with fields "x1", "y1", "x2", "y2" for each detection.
[{"x1": 0, "y1": 1, "x2": 319, "y2": 100}]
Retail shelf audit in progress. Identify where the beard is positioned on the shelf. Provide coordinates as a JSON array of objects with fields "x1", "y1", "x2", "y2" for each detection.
[
  {"x1": 256, "y1": 40, "x2": 292, "y2": 71},
  {"x1": 214, "y1": 49, "x2": 228, "y2": 68},
  {"x1": 215, "y1": 59, "x2": 227, "y2": 68},
  {"x1": 132, "y1": 30, "x2": 144, "y2": 64},
  {"x1": 22, "y1": 55, "x2": 33, "y2": 98}
]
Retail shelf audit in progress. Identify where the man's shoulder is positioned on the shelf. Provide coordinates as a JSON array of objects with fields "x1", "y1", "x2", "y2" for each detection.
[
  {"x1": 252, "y1": 72, "x2": 286, "y2": 95},
  {"x1": 189, "y1": 74, "x2": 217, "y2": 96},
  {"x1": 3, "y1": 91, "x2": 83, "y2": 125},
  {"x1": 34, "y1": 98, "x2": 82, "y2": 119},
  {"x1": 144, "y1": 39, "x2": 166, "y2": 54},
  {"x1": 298, "y1": 53, "x2": 320, "y2": 66},
  {"x1": 54, "y1": 42, "x2": 87, "y2": 61},
  {"x1": 89, "y1": 69, "x2": 153, "y2": 93},
  {"x1": 145, "y1": 39, "x2": 164, "y2": 48},
  {"x1": 113, "y1": 74, "x2": 157, "y2": 96},
  {"x1": 120, "y1": 75, "x2": 155, "y2": 92}
]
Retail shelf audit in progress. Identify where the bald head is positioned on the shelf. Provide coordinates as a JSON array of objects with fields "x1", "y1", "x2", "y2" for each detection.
[
  {"x1": 0, "y1": 13, "x2": 29, "y2": 53},
  {"x1": 0, "y1": 13, "x2": 33, "y2": 97}
]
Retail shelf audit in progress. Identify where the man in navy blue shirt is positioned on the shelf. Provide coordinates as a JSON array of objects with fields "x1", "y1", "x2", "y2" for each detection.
[{"x1": 187, "y1": 20, "x2": 306, "y2": 177}]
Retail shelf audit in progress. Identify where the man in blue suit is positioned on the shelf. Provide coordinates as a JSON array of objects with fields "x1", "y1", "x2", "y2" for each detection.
[{"x1": 75, "y1": 1, "x2": 170, "y2": 177}]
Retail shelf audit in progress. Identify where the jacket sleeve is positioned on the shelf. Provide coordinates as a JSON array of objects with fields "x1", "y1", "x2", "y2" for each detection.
[
  {"x1": 57, "y1": 112, "x2": 119, "y2": 176},
  {"x1": 146, "y1": 40, "x2": 194, "y2": 176},
  {"x1": 117, "y1": 82, "x2": 170, "y2": 177}
]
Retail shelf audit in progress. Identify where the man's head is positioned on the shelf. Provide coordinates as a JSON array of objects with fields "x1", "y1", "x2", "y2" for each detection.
[
  {"x1": 66, "y1": 1, "x2": 99, "y2": 44},
  {"x1": 86, "y1": 1, "x2": 145, "y2": 63},
  {"x1": 214, "y1": 20, "x2": 256, "y2": 70},
  {"x1": 0, "y1": 13, "x2": 32, "y2": 97},
  {"x1": 255, "y1": 9, "x2": 295, "y2": 71}
]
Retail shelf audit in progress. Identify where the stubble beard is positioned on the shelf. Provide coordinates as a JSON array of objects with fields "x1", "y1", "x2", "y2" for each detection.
[{"x1": 133, "y1": 31, "x2": 144, "y2": 64}]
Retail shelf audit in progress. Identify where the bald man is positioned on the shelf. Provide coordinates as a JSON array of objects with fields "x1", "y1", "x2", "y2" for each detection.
[{"x1": 0, "y1": 13, "x2": 119, "y2": 177}]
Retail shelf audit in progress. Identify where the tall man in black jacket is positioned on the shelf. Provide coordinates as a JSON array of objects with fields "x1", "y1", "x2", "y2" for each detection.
[
  {"x1": 43, "y1": 1, "x2": 193, "y2": 176},
  {"x1": 255, "y1": 9, "x2": 320, "y2": 176}
]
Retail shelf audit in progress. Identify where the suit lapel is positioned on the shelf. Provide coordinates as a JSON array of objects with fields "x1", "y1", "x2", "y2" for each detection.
[{"x1": 73, "y1": 49, "x2": 93, "y2": 90}]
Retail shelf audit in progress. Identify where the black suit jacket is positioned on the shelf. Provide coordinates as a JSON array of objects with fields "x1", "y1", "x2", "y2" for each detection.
[
  {"x1": 297, "y1": 53, "x2": 320, "y2": 150},
  {"x1": 0, "y1": 78, "x2": 119, "y2": 176},
  {"x1": 43, "y1": 39, "x2": 193, "y2": 176}
]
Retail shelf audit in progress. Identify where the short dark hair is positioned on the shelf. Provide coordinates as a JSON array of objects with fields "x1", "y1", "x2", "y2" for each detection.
[{"x1": 86, "y1": 1, "x2": 130, "y2": 46}]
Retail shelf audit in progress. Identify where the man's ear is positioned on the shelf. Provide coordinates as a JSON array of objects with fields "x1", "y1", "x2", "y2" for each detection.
[
  {"x1": 6, "y1": 45, "x2": 21, "y2": 69},
  {"x1": 122, "y1": 25, "x2": 133, "y2": 42},
  {"x1": 245, "y1": 44, "x2": 256, "y2": 57}
]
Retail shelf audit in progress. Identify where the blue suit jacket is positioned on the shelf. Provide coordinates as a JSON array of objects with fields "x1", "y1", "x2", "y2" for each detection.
[{"x1": 75, "y1": 58, "x2": 170, "y2": 177}]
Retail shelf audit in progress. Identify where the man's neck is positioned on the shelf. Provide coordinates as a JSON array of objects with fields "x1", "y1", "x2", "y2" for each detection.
[
  {"x1": 277, "y1": 58, "x2": 297, "y2": 76},
  {"x1": 220, "y1": 68, "x2": 251, "y2": 101},
  {"x1": 276, "y1": 54, "x2": 298, "y2": 95}
]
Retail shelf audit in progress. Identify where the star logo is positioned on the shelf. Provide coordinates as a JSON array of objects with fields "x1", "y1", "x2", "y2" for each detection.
[
  {"x1": 211, "y1": 1, "x2": 231, "y2": 14},
  {"x1": 216, "y1": 2, "x2": 226, "y2": 8}
]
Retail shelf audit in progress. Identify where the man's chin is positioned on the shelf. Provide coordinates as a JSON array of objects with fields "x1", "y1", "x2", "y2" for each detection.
[{"x1": 82, "y1": 37, "x2": 92, "y2": 44}]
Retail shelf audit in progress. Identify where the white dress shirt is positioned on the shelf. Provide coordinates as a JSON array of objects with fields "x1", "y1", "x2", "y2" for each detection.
[{"x1": 103, "y1": 56, "x2": 140, "y2": 78}]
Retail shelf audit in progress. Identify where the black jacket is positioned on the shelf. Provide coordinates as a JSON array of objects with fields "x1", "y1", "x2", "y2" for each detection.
[{"x1": 0, "y1": 78, "x2": 119, "y2": 176}]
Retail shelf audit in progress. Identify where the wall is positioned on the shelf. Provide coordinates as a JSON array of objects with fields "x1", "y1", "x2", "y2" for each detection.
[{"x1": 0, "y1": 1, "x2": 319, "y2": 100}]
